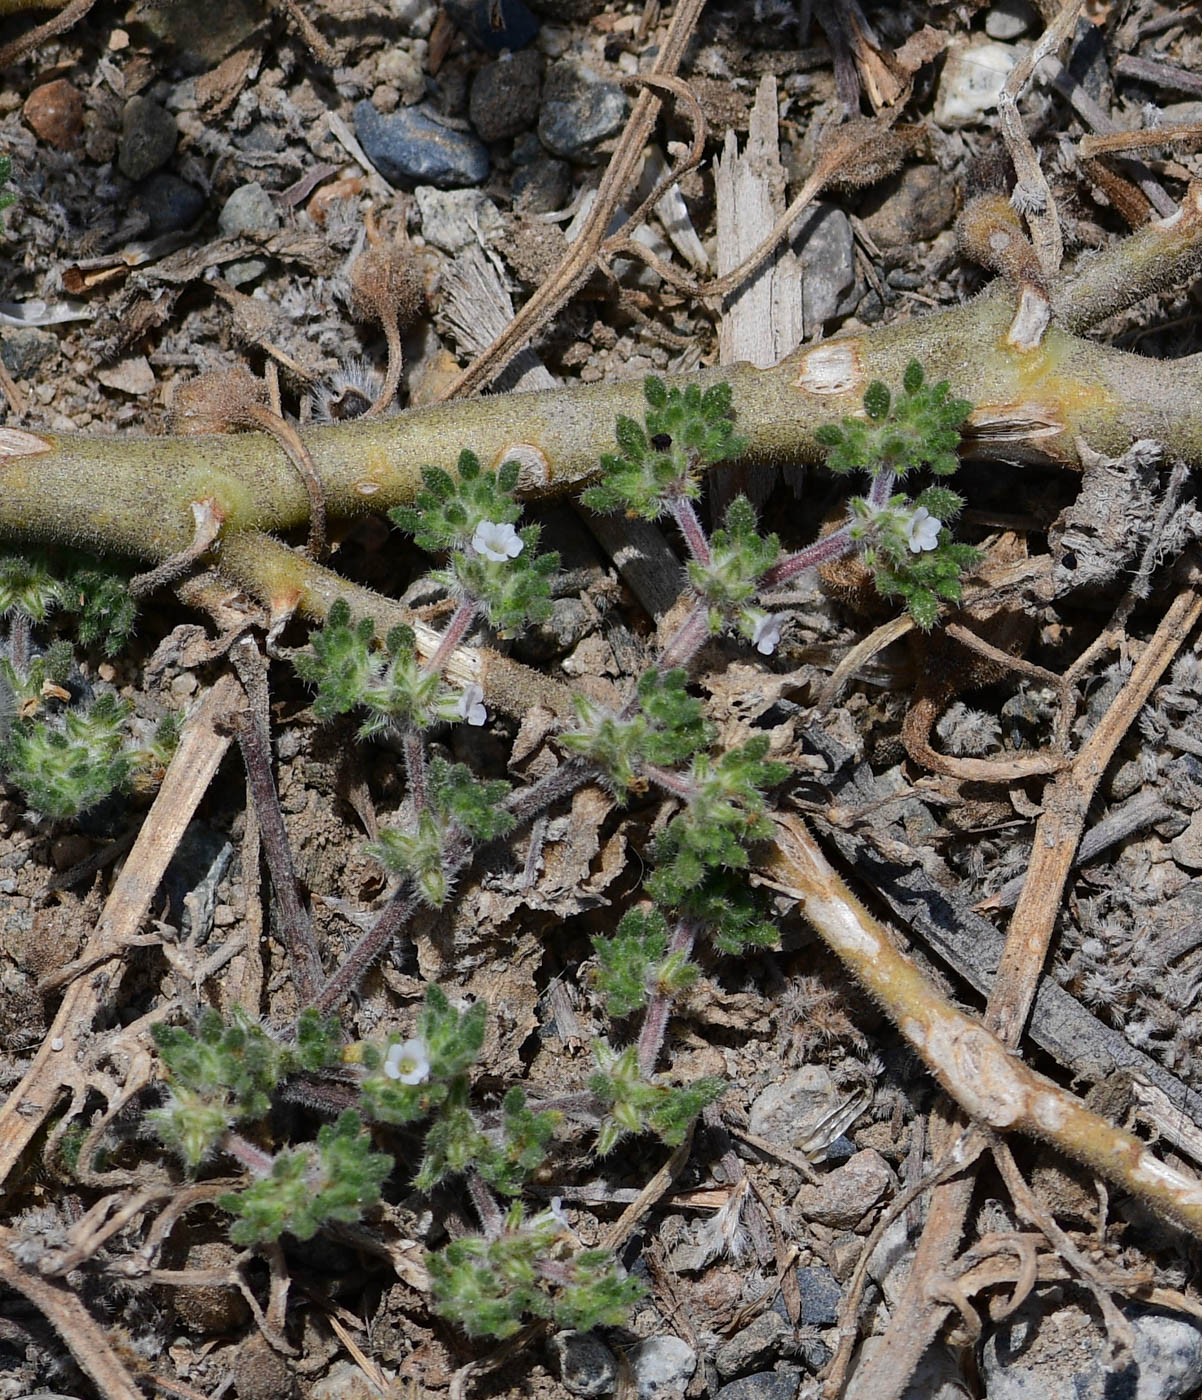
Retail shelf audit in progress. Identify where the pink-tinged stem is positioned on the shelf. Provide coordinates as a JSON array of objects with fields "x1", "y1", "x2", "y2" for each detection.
[
  {"x1": 467, "y1": 1167, "x2": 505, "y2": 1237},
  {"x1": 642, "y1": 763, "x2": 696, "y2": 800},
  {"x1": 401, "y1": 728, "x2": 427, "y2": 813},
  {"x1": 657, "y1": 597, "x2": 712, "y2": 672},
  {"x1": 638, "y1": 919, "x2": 698, "y2": 1076},
  {"x1": 760, "y1": 523, "x2": 855, "y2": 588},
  {"x1": 671, "y1": 495, "x2": 711, "y2": 567},
  {"x1": 423, "y1": 596, "x2": 479, "y2": 678},
  {"x1": 867, "y1": 468, "x2": 896, "y2": 509},
  {"x1": 223, "y1": 1130, "x2": 274, "y2": 1177}
]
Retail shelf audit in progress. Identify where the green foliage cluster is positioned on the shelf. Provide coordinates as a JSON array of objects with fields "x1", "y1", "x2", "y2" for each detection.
[
  {"x1": 0, "y1": 155, "x2": 14, "y2": 216},
  {"x1": 582, "y1": 378, "x2": 747, "y2": 519},
  {"x1": 0, "y1": 551, "x2": 146, "y2": 818},
  {"x1": 593, "y1": 907, "x2": 698, "y2": 1019},
  {"x1": 222, "y1": 1110, "x2": 390, "y2": 1245},
  {"x1": 649, "y1": 737, "x2": 788, "y2": 904},
  {"x1": 589, "y1": 1041, "x2": 725, "y2": 1155},
  {"x1": 147, "y1": 988, "x2": 635, "y2": 1335},
  {"x1": 563, "y1": 668, "x2": 709, "y2": 792},
  {"x1": 2, "y1": 693, "x2": 136, "y2": 822},
  {"x1": 292, "y1": 601, "x2": 443, "y2": 735},
  {"x1": 426, "y1": 1202, "x2": 643, "y2": 1339},
  {"x1": 688, "y1": 496, "x2": 780, "y2": 626},
  {"x1": 815, "y1": 361, "x2": 979, "y2": 629},
  {"x1": 150, "y1": 1007, "x2": 343, "y2": 1167},
  {"x1": 0, "y1": 551, "x2": 137, "y2": 654},
  {"x1": 367, "y1": 757, "x2": 513, "y2": 906},
  {"x1": 815, "y1": 359, "x2": 972, "y2": 480},
  {"x1": 389, "y1": 450, "x2": 558, "y2": 633}
]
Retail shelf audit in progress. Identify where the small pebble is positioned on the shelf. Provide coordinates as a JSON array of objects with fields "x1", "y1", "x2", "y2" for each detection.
[
  {"x1": 793, "y1": 1149, "x2": 892, "y2": 1229},
  {"x1": 218, "y1": 181, "x2": 279, "y2": 285},
  {"x1": 354, "y1": 99, "x2": 489, "y2": 189},
  {"x1": 414, "y1": 186, "x2": 503, "y2": 253},
  {"x1": 797, "y1": 202, "x2": 856, "y2": 331},
  {"x1": 538, "y1": 59, "x2": 627, "y2": 161},
  {"x1": 985, "y1": 0, "x2": 1036, "y2": 39},
  {"x1": 549, "y1": 1331, "x2": 618, "y2": 1398},
  {"x1": 933, "y1": 39, "x2": 1019, "y2": 127},
  {"x1": 715, "y1": 1313, "x2": 791, "y2": 1381},
  {"x1": 118, "y1": 95, "x2": 178, "y2": 181},
  {"x1": 1, "y1": 328, "x2": 57, "y2": 377},
  {"x1": 715, "y1": 1373, "x2": 803, "y2": 1400},
  {"x1": 774, "y1": 1264, "x2": 842, "y2": 1328},
  {"x1": 627, "y1": 1337, "x2": 697, "y2": 1399},
  {"x1": 218, "y1": 181, "x2": 280, "y2": 236},
  {"x1": 444, "y1": 0, "x2": 539, "y2": 52},
  {"x1": 23, "y1": 79, "x2": 84, "y2": 151},
  {"x1": 860, "y1": 165, "x2": 957, "y2": 249},
  {"x1": 470, "y1": 48, "x2": 542, "y2": 142},
  {"x1": 512, "y1": 155, "x2": 571, "y2": 213},
  {"x1": 135, "y1": 172, "x2": 206, "y2": 235}
]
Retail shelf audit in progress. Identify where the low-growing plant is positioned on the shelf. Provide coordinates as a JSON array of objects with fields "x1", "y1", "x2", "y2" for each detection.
[{"x1": 20, "y1": 360, "x2": 981, "y2": 1342}]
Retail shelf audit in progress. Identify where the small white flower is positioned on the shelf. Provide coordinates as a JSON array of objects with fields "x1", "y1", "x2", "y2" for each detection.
[
  {"x1": 453, "y1": 683, "x2": 488, "y2": 727},
  {"x1": 751, "y1": 612, "x2": 782, "y2": 656},
  {"x1": 472, "y1": 520, "x2": 524, "y2": 562},
  {"x1": 907, "y1": 506, "x2": 941, "y2": 553},
  {"x1": 548, "y1": 1196, "x2": 571, "y2": 1228},
  {"x1": 383, "y1": 1038, "x2": 430, "y2": 1085}
]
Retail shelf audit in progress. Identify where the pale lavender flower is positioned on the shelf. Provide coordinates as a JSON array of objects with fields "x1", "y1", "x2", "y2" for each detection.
[
  {"x1": 472, "y1": 520, "x2": 524, "y2": 562},
  {"x1": 453, "y1": 683, "x2": 487, "y2": 727},
  {"x1": 751, "y1": 612, "x2": 782, "y2": 656},
  {"x1": 907, "y1": 506, "x2": 941, "y2": 553},
  {"x1": 383, "y1": 1038, "x2": 430, "y2": 1084}
]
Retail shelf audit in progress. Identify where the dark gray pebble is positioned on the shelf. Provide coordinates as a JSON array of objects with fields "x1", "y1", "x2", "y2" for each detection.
[
  {"x1": 354, "y1": 100, "x2": 489, "y2": 188},
  {"x1": 538, "y1": 59, "x2": 627, "y2": 161},
  {"x1": 136, "y1": 172, "x2": 206, "y2": 234}
]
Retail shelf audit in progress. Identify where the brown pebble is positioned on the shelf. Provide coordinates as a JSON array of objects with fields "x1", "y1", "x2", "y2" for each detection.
[{"x1": 24, "y1": 79, "x2": 84, "y2": 151}]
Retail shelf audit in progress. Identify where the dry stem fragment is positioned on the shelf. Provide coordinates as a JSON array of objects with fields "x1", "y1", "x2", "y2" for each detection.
[{"x1": 767, "y1": 813, "x2": 1202, "y2": 1236}]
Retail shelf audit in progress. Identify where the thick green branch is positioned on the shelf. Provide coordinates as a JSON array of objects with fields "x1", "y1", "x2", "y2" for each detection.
[{"x1": 5, "y1": 281, "x2": 1202, "y2": 567}]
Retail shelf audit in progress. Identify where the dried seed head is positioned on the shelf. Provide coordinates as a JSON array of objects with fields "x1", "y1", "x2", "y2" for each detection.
[
  {"x1": 349, "y1": 230, "x2": 426, "y2": 336},
  {"x1": 817, "y1": 118, "x2": 924, "y2": 193},
  {"x1": 172, "y1": 366, "x2": 267, "y2": 435}
]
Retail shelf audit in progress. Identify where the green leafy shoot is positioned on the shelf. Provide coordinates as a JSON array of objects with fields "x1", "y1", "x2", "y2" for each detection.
[
  {"x1": 359, "y1": 984, "x2": 488, "y2": 1125},
  {"x1": 150, "y1": 1008, "x2": 343, "y2": 1168},
  {"x1": 648, "y1": 736, "x2": 789, "y2": 907},
  {"x1": 293, "y1": 601, "x2": 438, "y2": 734},
  {"x1": 593, "y1": 907, "x2": 698, "y2": 1019},
  {"x1": 389, "y1": 450, "x2": 558, "y2": 634},
  {"x1": 220, "y1": 1110, "x2": 391, "y2": 1245},
  {"x1": 367, "y1": 757, "x2": 512, "y2": 906},
  {"x1": 0, "y1": 551, "x2": 61, "y2": 623},
  {"x1": 589, "y1": 1041, "x2": 725, "y2": 1154},
  {"x1": 815, "y1": 359, "x2": 971, "y2": 480},
  {"x1": 582, "y1": 377, "x2": 747, "y2": 520},
  {"x1": 58, "y1": 561, "x2": 138, "y2": 657},
  {"x1": 687, "y1": 496, "x2": 780, "y2": 625},
  {"x1": 427, "y1": 1201, "x2": 643, "y2": 1339},
  {"x1": 562, "y1": 668, "x2": 710, "y2": 793},
  {"x1": 0, "y1": 155, "x2": 15, "y2": 215},
  {"x1": 1, "y1": 692, "x2": 137, "y2": 821}
]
